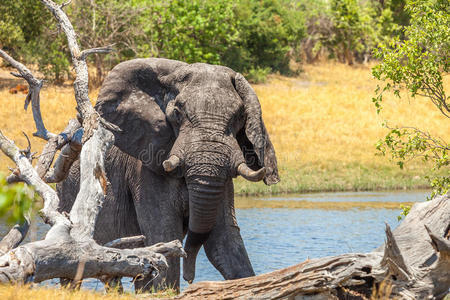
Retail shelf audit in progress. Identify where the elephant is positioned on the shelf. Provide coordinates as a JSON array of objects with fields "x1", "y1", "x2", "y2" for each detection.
[{"x1": 57, "y1": 58, "x2": 280, "y2": 290}]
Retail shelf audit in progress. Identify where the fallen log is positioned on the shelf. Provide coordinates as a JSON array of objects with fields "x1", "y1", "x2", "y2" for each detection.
[{"x1": 179, "y1": 194, "x2": 449, "y2": 300}]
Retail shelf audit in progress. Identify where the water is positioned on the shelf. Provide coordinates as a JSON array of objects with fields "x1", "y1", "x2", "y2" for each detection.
[{"x1": 0, "y1": 190, "x2": 429, "y2": 291}]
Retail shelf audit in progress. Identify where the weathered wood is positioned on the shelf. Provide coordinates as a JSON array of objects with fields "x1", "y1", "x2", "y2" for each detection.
[
  {"x1": 0, "y1": 218, "x2": 29, "y2": 256},
  {"x1": 69, "y1": 125, "x2": 112, "y2": 240},
  {"x1": 178, "y1": 195, "x2": 449, "y2": 300},
  {"x1": 0, "y1": 237, "x2": 184, "y2": 284},
  {"x1": 0, "y1": 50, "x2": 55, "y2": 140},
  {"x1": 104, "y1": 235, "x2": 146, "y2": 249},
  {"x1": 37, "y1": 118, "x2": 81, "y2": 180},
  {"x1": 45, "y1": 127, "x2": 83, "y2": 183},
  {"x1": 0, "y1": 113, "x2": 185, "y2": 285},
  {"x1": 0, "y1": 131, "x2": 71, "y2": 228}
]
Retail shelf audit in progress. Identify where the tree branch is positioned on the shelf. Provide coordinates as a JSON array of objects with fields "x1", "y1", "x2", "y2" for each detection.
[
  {"x1": 178, "y1": 195, "x2": 450, "y2": 299},
  {"x1": 36, "y1": 118, "x2": 81, "y2": 180},
  {"x1": 40, "y1": 0, "x2": 97, "y2": 127},
  {"x1": 0, "y1": 218, "x2": 30, "y2": 256},
  {"x1": 80, "y1": 44, "x2": 114, "y2": 60},
  {"x1": 0, "y1": 49, "x2": 55, "y2": 140}
]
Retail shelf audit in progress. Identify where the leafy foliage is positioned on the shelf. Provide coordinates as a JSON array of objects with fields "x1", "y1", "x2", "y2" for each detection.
[
  {"x1": 0, "y1": 0, "x2": 71, "y2": 83},
  {"x1": 298, "y1": 0, "x2": 407, "y2": 65},
  {"x1": 143, "y1": 0, "x2": 239, "y2": 65},
  {"x1": 372, "y1": 0, "x2": 449, "y2": 208},
  {"x1": 226, "y1": 0, "x2": 305, "y2": 75},
  {"x1": 1, "y1": 0, "x2": 307, "y2": 83},
  {"x1": 0, "y1": 174, "x2": 34, "y2": 224}
]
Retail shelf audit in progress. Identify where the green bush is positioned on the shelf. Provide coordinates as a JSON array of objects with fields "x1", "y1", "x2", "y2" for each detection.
[
  {"x1": 246, "y1": 67, "x2": 271, "y2": 84},
  {"x1": 226, "y1": 0, "x2": 305, "y2": 75},
  {"x1": 0, "y1": 174, "x2": 34, "y2": 224},
  {"x1": 0, "y1": 0, "x2": 413, "y2": 83},
  {"x1": 140, "y1": 0, "x2": 239, "y2": 65}
]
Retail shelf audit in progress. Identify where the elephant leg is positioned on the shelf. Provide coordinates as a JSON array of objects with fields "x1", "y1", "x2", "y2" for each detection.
[
  {"x1": 203, "y1": 178, "x2": 255, "y2": 279},
  {"x1": 129, "y1": 165, "x2": 187, "y2": 292}
]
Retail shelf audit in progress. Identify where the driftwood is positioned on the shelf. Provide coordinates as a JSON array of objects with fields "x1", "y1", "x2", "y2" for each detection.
[
  {"x1": 0, "y1": 0, "x2": 184, "y2": 287},
  {"x1": 178, "y1": 195, "x2": 449, "y2": 300}
]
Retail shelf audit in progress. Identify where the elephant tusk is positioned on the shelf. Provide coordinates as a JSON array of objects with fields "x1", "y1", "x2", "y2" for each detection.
[
  {"x1": 237, "y1": 163, "x2": 266, "y2": 182},
  {"x1": 163, "y1": 155, "x2": 181, "y2": 172}
]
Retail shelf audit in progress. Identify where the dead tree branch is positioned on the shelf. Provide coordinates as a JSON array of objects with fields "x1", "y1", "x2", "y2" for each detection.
[
  {"x1": 80, "y1": 44, "x2": 115, "y2": 60},
  {"x1": 36, "y1": 118, "x2": 82, "y2": 180},
  {"x1": 0, "y1": 218, "x2": 30, "y2": 256},
  {"x1": 0, "y1": 120, "x2": 185, "y2": 284},
  {"x1": 0, "y1": 50, "x2": 55, "y2": 141}
]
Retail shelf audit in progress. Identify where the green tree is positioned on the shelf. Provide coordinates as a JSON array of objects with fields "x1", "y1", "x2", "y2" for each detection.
[
  {"x1": 372, "y1": 0, "x2": 449, "y2": 200},
  {"x1": 141, "y1": 0, "x2": 239, "y2": 65},
  {"x1": 329, "y1": 0, "x2": 363, "y2": 65},
  {"x1": 227, "y1": 0, "x2": 305, "y2": 76},
  {"x1": 297, "y1": 0, "x2": 409, "y2": 65},
  {"x1": 0, "y1": 174, "x2": 34, "y2": 224},
  {"x1": 0, "y1": 0, "x2": 71, "y2": 83}
]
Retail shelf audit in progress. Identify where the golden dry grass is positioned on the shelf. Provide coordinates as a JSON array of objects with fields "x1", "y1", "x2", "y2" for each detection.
[
  {"x1": 235, "y1": 62, "x2": 450, "y2": 194},
  {"x1": 0, "y1": 84, "x2": 97, "y2": 172},
  {"x1": 0, "y1": 62, "x2": 448, "y2": 194},
  {"x1": 0, "y1": 285, "x2": 174, "y2": 300},
  {"x1": 234, "y1": 197, "x2": 414, "y2": 210}
]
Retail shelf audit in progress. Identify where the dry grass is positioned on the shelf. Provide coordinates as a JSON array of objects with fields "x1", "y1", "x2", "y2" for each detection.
[
  {"x1": 234, "y1": 197, "x2": 414, "y2": 210},
  {"x1": 0, "y1": 62, "x2": 448, "y2": 194},
  {"x1": 0, "y1": 284, "x2": 175, "y2": 300},
  {"x1": 235, "y1": 62, "x2": 450, "y2": 194},
  {"x1": 0, "y1": 85, "x2": 97, "y2": 172}
]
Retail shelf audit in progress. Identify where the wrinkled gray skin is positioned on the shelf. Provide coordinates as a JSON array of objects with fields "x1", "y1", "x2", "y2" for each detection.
[{"x1": 58, "y1": 58, "x2": 279, "y2": 290}]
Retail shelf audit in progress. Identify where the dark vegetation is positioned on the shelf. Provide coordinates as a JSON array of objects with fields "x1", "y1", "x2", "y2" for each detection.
[{"x1": 1, "y1": 0, "x2": 410, "y2": 84}]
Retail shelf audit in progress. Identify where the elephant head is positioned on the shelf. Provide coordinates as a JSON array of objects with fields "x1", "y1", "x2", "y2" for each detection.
[{"x1": 95, "y1": 58, "x2": 279, "y2": 283}]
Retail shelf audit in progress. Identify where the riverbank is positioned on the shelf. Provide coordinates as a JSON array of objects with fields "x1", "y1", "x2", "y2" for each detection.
[{"x1": 0, "y1": 62, "x2": 448, "y2": 195}]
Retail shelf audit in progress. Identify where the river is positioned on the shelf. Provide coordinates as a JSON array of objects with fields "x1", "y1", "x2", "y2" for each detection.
[{"x1": 0, "y1": 190, "x2": 429, "y2": 291}]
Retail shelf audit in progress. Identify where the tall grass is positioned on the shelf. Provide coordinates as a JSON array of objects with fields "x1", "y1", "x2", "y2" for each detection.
[{"x1": 0, "y1": 62, "x2": 448, "y2": 195}]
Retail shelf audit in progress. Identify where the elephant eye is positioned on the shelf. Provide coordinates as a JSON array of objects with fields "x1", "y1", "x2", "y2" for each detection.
[{"x1": 173, "y1": 107, "x2": 182, "y2": 123}]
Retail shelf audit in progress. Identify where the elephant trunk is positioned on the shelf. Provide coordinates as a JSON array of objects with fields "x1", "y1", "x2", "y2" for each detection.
[{"x1": 183, "y1": 175, "x2": 225, "y2": 283}]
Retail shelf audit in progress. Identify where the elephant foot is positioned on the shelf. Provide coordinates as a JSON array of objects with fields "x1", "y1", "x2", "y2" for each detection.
[{"x1": 183, "y1": 230, "x2": 209, "y2": 283}]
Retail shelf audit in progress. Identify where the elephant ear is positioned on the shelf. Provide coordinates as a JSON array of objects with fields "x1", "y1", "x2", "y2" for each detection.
[
  {"x1": 94, "y1": 59, "x2": 183, "y2": 174},
  {"x1": 234, "y1": 73, "x2": 280, "y2": 185}
]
